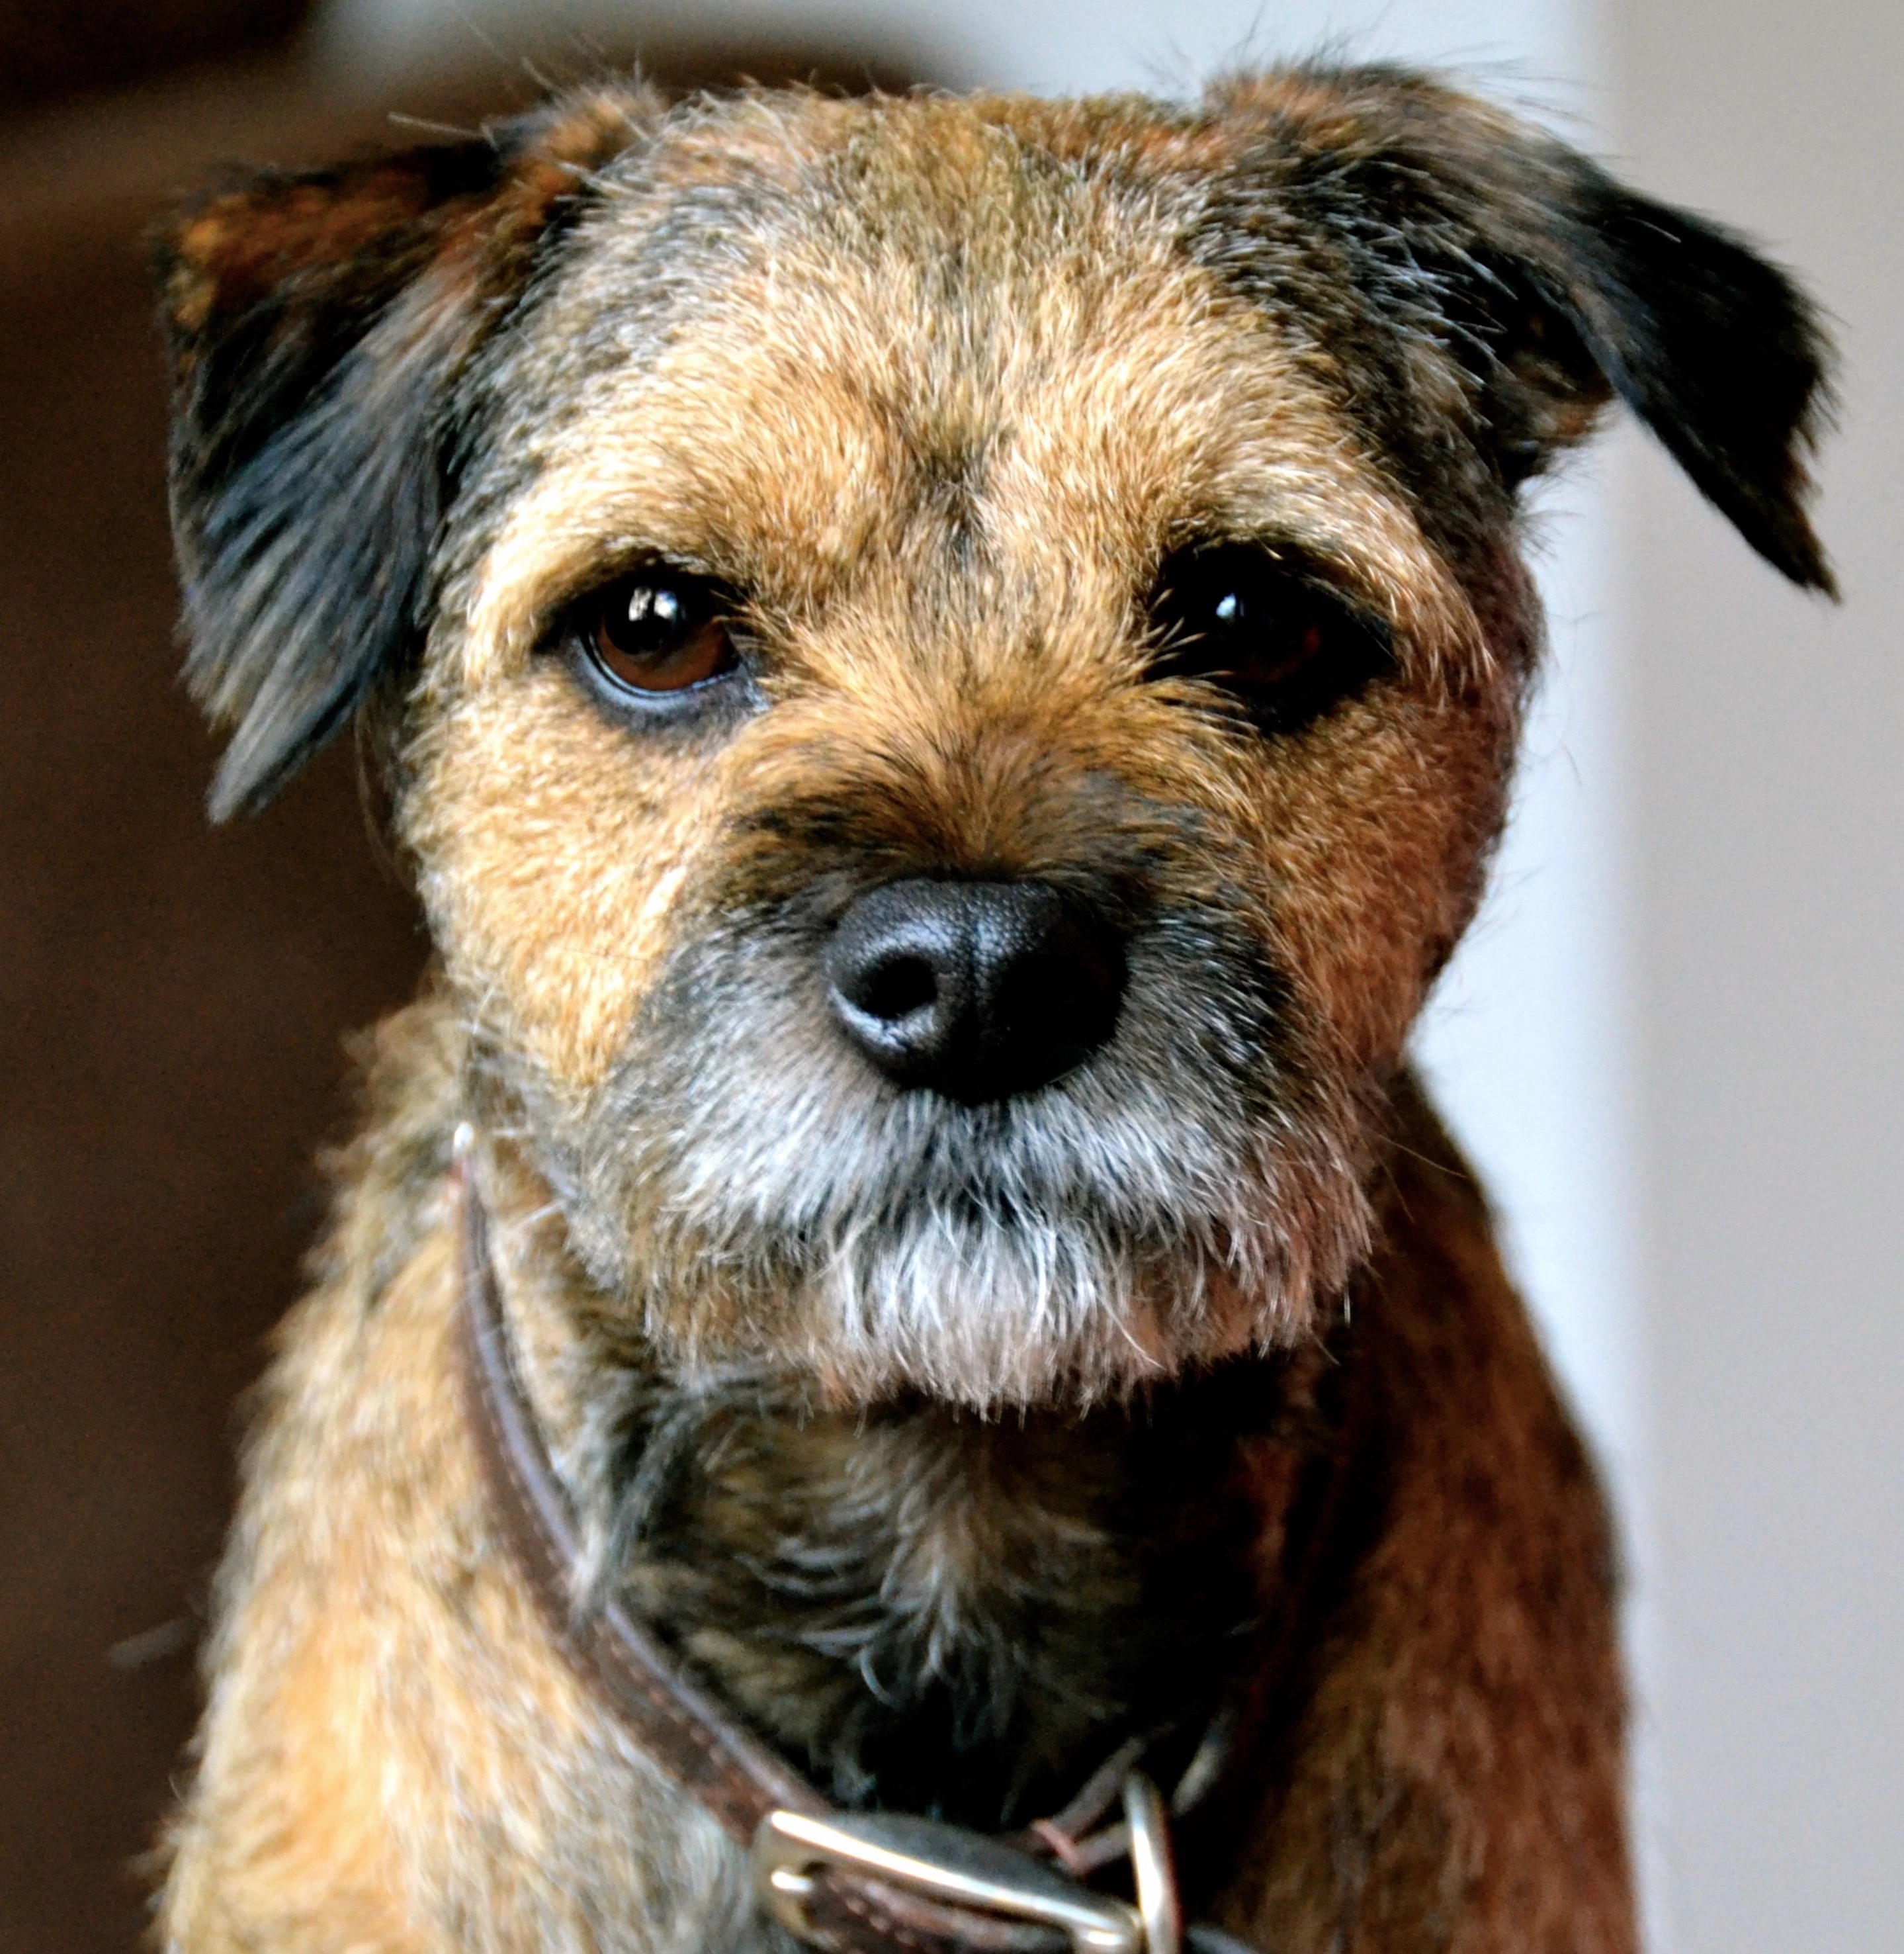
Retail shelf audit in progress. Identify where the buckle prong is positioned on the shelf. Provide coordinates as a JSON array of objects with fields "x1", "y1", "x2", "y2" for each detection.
[{"x1": 1121, "y1": 1773, "x2": 1182, "y2": 1954}]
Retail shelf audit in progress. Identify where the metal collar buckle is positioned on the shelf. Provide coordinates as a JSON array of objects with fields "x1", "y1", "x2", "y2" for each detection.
[{"x1": 755, "y1": 1774, "x2": 1182, "y2": 1954}]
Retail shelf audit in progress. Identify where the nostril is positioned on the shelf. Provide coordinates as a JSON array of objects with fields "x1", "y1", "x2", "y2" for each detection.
[
  {"x1": 998, "y1": 942, "x2": 1112, "y2": 1038},
  {"x1": 856, "y1": 954, "x2": 939, "y2": 1023}
]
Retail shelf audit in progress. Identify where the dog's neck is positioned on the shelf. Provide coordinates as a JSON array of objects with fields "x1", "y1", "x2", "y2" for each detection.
[{"x1": 468, "y1": 1126, "x2": 1305, "y2": 1830}]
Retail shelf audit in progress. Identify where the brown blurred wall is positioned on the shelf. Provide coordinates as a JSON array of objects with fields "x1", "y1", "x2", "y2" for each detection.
[
  {"x1": 0, "y1": 1, "x2": 316, "y2": 112},
  {"x1": 0, "y1": 67, "x2": 426, "y2": 1954}
]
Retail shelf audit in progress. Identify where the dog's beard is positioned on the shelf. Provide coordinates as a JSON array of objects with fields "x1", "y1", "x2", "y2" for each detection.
[{"x1": 513, "y1": 907, "x2": 1373, "y2": 1410}]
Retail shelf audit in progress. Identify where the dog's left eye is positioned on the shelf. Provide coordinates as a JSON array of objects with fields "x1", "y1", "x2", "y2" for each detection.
[
  {"x1": 575, "y1": 568, "x2": 741, "y2": 697},
  {"x1": 1146, "y1": 545, "x2": 1393, "y2": 729}
]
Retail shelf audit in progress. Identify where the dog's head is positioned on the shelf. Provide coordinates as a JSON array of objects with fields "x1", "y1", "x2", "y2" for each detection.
[{"x1": 157, "y1": 69, "x2": 1831, "y2": 1408}]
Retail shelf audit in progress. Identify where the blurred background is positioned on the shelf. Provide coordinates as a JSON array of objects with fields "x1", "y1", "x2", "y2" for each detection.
[{"x1": 0, "y1": 3, "x2": 1895, "y2": 1950}]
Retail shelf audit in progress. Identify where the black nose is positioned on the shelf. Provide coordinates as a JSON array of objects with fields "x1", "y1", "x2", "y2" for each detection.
[{"x1": 824, "y1": 878, "x2": 1126, "y2": 1103}]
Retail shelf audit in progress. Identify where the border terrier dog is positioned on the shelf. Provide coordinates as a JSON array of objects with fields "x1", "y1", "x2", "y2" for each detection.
[{"x1": 151, "y1": 64, "x2": 1831, "y2": 1954}]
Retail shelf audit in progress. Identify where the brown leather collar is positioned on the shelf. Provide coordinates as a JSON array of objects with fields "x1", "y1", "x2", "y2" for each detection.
[{"x1": 451, "y1": 1157, "x2": 1316, "y2": 1954}]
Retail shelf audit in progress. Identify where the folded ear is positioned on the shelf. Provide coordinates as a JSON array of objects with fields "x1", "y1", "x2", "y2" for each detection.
[
  {"x1": 155, "y1": 86, "x2": 657, "y2": 819},
  {"x1": 1196, "y1": 67, "x2": 1836, "y2": 591}
]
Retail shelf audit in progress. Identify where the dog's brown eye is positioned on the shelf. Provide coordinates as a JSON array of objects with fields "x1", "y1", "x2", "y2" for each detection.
[
  {"x1": 1147, "y1": 545, "x2": 1392, "y2": 729},
  {"x1": 580, "y1": 569, "x2": 739, "y2": 695}
]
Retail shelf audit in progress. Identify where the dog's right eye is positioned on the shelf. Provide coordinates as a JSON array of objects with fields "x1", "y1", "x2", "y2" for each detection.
[
  {"x1": 1145, "y1": 544, "x2": 1393, "y2": 733},
  {"x1": 574, "y1": 568, "x2": 742, "y2": 699}
]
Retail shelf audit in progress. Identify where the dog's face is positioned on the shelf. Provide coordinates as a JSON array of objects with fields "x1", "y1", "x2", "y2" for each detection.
[
  {"x1": 158, "y1": 73, "x2": 1829, "y2": 1409},
  {"x1": 407, "y1": 94, "x2": 1518, "y2": 1407}
]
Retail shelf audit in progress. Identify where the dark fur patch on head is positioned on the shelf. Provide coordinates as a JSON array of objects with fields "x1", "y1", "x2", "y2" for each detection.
[
  {"x1": 155, "y1": 86, "x2": 658, "y2": 819},
  {"x1": 1191, "y1": 66, "x2": 1836, "y2": 588}
]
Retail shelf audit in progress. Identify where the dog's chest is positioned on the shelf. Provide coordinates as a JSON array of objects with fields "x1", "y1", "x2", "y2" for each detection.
[{"x1": 609, "y1": 1378, "x2": 1274, "y2": 1829}]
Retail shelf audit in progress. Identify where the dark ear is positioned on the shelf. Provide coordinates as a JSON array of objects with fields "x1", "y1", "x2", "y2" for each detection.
[
  {"x1": 1533, "y1": 167, "x2": 1834, "y2": 591},
  {"x1": 155, "y1": 86, "x2": 656, "y2": 819},
  {"x1": 1199, "y1": 68, "x2": 1836, "y2": 591}
]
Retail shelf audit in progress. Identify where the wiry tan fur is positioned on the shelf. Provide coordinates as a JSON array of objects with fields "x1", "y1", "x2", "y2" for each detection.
[{"x1": 150, "y1": 66, "x2": 1833, "y2": 1954}]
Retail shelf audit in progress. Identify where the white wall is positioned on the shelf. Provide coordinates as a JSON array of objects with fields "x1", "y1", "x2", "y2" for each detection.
[{"x1": 1611, "y1": 6, "x2": 1904, "y2": 1949}]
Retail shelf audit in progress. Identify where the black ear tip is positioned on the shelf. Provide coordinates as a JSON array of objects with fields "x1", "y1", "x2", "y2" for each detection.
[
  {"x1": 1743, "y1": 497, "x2": 1837, "y2": 596},
  {"x1": 1785, "y1": 552, "x2": 1839, "y2": 601},
  {"x1": 1785, "y1": 533, "x2": 1839, "y2": 600},
  {"x1": 201, "y1": 678, "x2": 362, "y2": 822},
  {"x1": 205, "y1": 760, "x2": 278, "y2": 825},
  {"x1": 204, "y1": 739, "x2": 286, "y2": 823},
  {"x1": 1641, "y1": 435, "x2": 1835, "y2": 594}
]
